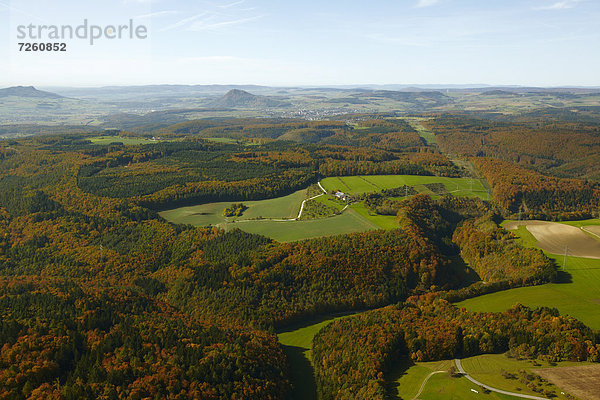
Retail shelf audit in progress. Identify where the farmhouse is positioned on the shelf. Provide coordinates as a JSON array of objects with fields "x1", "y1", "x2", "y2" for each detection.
[{"x1": 333, "y1": 190, "x2": 349, "y2": 201}]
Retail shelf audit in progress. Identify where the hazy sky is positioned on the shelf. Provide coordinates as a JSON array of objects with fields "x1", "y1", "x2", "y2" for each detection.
[{"x1": 1, "y1": 0, "x2": 599, "y2": 87}]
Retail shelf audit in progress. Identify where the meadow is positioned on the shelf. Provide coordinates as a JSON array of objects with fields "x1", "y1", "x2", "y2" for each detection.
[
  {"x1": 321, "y1": 174, "x2": 489, "y2": 199},
  {"x1": 159, "y1": 188, "x2": 383, "y2": 242},
  {"x1": 159, "y1": 189, "x2": 307, "y2": 225},
  {"x1": 225, "y1": 209, "x2": 380, "y2": 242}
]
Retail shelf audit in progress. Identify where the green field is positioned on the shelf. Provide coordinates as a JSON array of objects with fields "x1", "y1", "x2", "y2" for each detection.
[
  {"x1": 459, "y1": 222, "x2": 600, "y2": 330},
  {"x1": 89, "y1": 136, "x2": 162, "y2": 145},
  {"x1": 559, "y1": 218, "x2": 600, "y2": 228},
  {"x1": 159, "y1": 189, "x2": 307, "y2": 226},
  {"x1": 277, "y1": 313, "x2": 356, "y2": 400},
  {"x1": 321, "y1": 175, "x2": 489, "y2": 199},
  {"x1": 225, "y1": 208, "x2": 380, "y2": 242},
  {"x1": 159, "y1": 188, "x2": 385, "y2": 242},
  {"x1": 394, "y1": 354, "x2": 581, "y2": 400},
  {"x1": 351, "y1": 202, "x2": 399, "y2": 229}
]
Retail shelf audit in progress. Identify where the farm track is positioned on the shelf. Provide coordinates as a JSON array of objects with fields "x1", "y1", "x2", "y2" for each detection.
[
  {"x1": 412, "y1": 371, "x2": 445, "y2": 400},
  {"x1": 230, "y1": 181, "x2": 332, "y2": 222}
]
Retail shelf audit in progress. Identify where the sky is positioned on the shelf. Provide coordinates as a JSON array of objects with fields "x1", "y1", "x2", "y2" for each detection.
[{"x1": 0, "y1": 0, "x2": 599, "y2": 87}]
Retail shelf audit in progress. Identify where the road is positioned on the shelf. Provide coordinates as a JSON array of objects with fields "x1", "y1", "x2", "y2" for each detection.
[{"x1": 454, "y1": 359, "x2": 549, "y2": 400}]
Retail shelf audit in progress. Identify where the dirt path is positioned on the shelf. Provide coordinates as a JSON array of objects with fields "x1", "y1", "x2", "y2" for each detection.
[
  {"x1": 455, "y1": 359, "x2": 549, "y2": 400},
  {"x1": 412, "y1": 371, "x2": 445, "y2": 400},
  {"x1": 297, "y1": 193, "x2": 324, "y2": 219}
]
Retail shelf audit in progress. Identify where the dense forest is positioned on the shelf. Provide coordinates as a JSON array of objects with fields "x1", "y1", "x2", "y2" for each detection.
[
  {"x1": 472, "y1": 157, "x2": 600, "y2": 218},
  {"x1": 423, "y1": 115, "x2": 600, "y2": 179}
]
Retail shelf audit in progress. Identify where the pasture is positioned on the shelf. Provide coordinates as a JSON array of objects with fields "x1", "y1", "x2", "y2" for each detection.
[
  {"x1": 225, "y1": 209, "x2": 380, "y2": 242},
  {"x1": 321, "y1": 175, "x2": 489, "y2": 199},
  {"x1": 159, "y1": 189, "x2": 307, "y2": 226},
  {"x1": 459, "y1": 222, "x2": 600, "y2": 330},
  {"x1": 350, "y1": 202, "x2": 398, "y2": 230}
]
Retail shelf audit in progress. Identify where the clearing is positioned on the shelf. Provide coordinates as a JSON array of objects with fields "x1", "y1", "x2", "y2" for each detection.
[
  {"x1": 159, "y1": 187, "x2": 383, "y2": 242},
  {"x1": 534, "y1": 364, "x2": 600, "y2": 400},
  {"x1": 159, "y1": 189, "x2": 307, "y2": 226},
  {"x1": 505, "y1": 220, "x2": 600, "y2": 259}
]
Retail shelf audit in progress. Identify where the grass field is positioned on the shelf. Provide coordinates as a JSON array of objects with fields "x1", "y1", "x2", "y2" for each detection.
[
  {"x1": 321, "y1": 175, "x2": 489, "y2": 199},
  {"x1": 159, "y1": 189, "x2": 307, "y2": 226},
  {"x1": 351, "y1": 202, "x2": 399, "y2": 229},
  {"x1": 459, "y1": 222, "x2": 600, "y2": 330},
  {"x1": 394, "y1": 354, "x2": 582, "y2": 400},
  {"x1": 225, "y1": 208, "x2": 380, "y2": 242},
  {"x1": 277, "y1": 313, "x2": 356, "y2": 400},
  {"x1": 89, "y1": 136, "x2": 162, "y2": 145},
  {"x1": 159, "y1": 188, "x2": 384, "y2": 242}
]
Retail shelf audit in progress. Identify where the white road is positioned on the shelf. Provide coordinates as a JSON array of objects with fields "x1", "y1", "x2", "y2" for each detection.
[{"x1": 454, "y1": 359, "x2": 549, "y2": 400}]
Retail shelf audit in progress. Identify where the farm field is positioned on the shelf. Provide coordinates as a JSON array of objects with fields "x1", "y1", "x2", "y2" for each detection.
[
  {"x1": 159, "y1": 186, "x2": 381, "y2": 242},
  {"x1": 505, "y1": 220, "x2": 600, "y2": 259},
  {"x1": 226, "y1": 208, "x2": 380, "y2": 242},
  {"x1": 534, "y1": 364, "x2": 600, "y2": 400},
  {"x1": 159, "y1": 189, "x2": 308, "y2": 226},
  {"x1": 458, "y1": 223, "x2": 600, "y2": 330},
  {"x1": 321, "y1": 175, "x2": 489, "y2": 199},
  {"x1": 394, "y1": 354, "x2": 581, "y2": 400},
  {"x1": 350, "y1": 202, "x2": 398, "y2": 229}
]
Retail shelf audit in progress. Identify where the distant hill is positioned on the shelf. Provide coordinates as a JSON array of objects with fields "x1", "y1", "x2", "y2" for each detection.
[
  {"x1": 353, "y1": 90, "x2": 452, "y2": 108},
  {"x1": 210, "y1": 89, "x2": 290, "y2": 108},
  {"x1": 0, "y1": 86, "x2": 64, "y2": 99}
]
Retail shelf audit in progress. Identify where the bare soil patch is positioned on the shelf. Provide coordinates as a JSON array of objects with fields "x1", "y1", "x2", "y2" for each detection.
[
  {"x1": 533, "y1": 364, "x2": 600, "y2": 400},
  {"x1": 505, "y1": 221, "x2": 600, "y2": 259}
]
